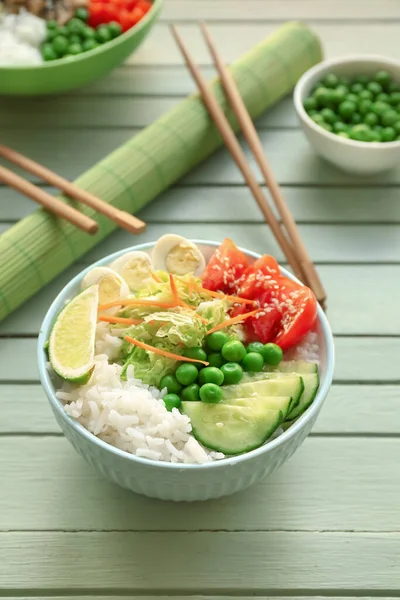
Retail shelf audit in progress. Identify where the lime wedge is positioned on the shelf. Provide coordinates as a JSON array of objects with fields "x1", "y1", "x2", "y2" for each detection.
[{"x1": 49, "y1": 284, "x2": 99, "y2": 384}]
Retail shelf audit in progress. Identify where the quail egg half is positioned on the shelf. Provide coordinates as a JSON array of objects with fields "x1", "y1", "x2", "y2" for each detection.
[
  {"x1": 81, "y1": 267, "x2": 130, "y2": 308},
  {"x1": 151, "y1": 234, "x2": 205, "y2": 276},
  {"x1": 110, "y1": 251, "x2": 154, "y2": 293}
]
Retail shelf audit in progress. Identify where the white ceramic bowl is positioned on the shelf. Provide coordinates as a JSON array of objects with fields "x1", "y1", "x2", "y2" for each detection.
[
  {"x1": 294, "y1": 55, "x2": 400, "y2": 175},
  {"x1": 38, "y1": 241, "x2": 335, "y2": 502}
]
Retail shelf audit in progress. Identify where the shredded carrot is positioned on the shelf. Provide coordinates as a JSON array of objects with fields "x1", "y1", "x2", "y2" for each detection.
[
  {"x1": 151, "y1": 271, "x2": 162, "y2": 283},
  {"x1": 98, "y1": 298, "x2": 178, "y2": 312},
  {"x1": 169, "y1": 273, "x2": 181, "y2": 306},
  {"x1": 98, "y1": 315, "x2": 143, "y2": 326},
  {"x1": 124, "y1": 336, "x2": 209, "y2": 365},
  {"x1": 194, "y1": 284, "x2": 255, "y2": 306},
  {"x1": 206, "y1": 308, "x2": 260, "y2": 335}
]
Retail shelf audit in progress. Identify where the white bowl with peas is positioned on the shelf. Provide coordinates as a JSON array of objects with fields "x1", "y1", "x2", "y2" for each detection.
[{"x1": 294, "y1": 55, "x2": 400, "y2": 175}]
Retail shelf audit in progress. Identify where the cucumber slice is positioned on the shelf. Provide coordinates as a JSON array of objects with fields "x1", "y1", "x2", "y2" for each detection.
[
  {"x1": 182, "y1": 400, "x2": 281, "y2": 455},
  {"x1": 224, "y1": 395, "x2": 292, "y2": 421},
  {"x1": 222, "y1": 374, "x2": 304, "y2": 413},
  {"x1": 287, "y1": 373, "x2": 319, "y2": 420},
  {"x1": 265, "y1": 360, "x2": 318, "y2": 374}
]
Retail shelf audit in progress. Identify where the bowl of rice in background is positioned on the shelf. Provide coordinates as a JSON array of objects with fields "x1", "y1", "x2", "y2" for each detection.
[
  {"x1": 0, "y1": 0, "x2": 162, "y2": 96},
  {"x1": 38, "y1": 241, "x2": 335, "y2": 502}
]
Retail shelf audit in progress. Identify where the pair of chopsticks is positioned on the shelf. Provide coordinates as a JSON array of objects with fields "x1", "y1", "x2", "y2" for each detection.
[
  {"x1": 0, "y1": 145, "x2": 146, "y2": 235},
  {"x1": 171, "y1": 23, "x2": 326, "y2": 308}
]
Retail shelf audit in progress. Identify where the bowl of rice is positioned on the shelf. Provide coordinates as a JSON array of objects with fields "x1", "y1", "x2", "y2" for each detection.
[
  {"x1": 0, "y1": 0, "x2": 162, "y2": 96},
  {"x1": 38, "y1": 240, "x2": 334, "y2": 502}
]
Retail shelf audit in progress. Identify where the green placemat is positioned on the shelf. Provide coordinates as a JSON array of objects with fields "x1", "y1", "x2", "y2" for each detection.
[{"x1": 0, "y1": 21, "x2": 322, "y2": 323}]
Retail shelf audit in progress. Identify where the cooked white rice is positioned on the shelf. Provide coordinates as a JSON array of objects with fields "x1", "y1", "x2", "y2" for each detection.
[
  {"x1": 57, "y1": 354, "x2": 225, "y2": 464},
  {"x1": 0, "y1": 11, "x2": 46, "y2": 66}
]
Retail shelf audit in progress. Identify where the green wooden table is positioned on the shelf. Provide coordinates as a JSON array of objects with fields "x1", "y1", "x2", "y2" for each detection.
[{"x1": 1, "y1": 1, "x2": 400, "y2": 596}]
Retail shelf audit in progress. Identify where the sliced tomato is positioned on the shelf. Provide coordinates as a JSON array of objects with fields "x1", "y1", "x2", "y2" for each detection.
[
  {"x1": 272, "y1": 279, "x2": 317, "y2": 349},
  {"x1": 238, "y1": 254, "x2": 280, "y2": 299},
  {"x1": 201, "y1": 238, "x2": 249, "y2": 294}
]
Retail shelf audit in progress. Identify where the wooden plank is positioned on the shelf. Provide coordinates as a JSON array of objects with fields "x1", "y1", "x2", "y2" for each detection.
[
  {"x1": 81, "y1": 223, "x2": 400, "y2": 264},
  {"x1": 1, "y1": 438, "x2": 399, "y2": 533},
  {"x1": 0, "y1": 264, "x2": 397, "y2": 336},
  {"x1": 2, "y1": 129, "x2": 400, "y2": 186},
  {"x1": 0, "y1": 95, "x2": 297, "y2": 129},
  {"x1": 129, "y1": 23, "x2": 400, "y2": 66},
  {"x1": 0, "y1": 337, "x2": 398, "y2": 383},
  {"x1": 3, "y1": 185, "x2": 400, "y2": 224},
  {"x1": 2, "y1": 384, "x2": 396, "y2": 436},
  {"x1": 1, "y1": 129, "x2": 399, "y2": 185},
  {"x1": 2, "y1": 598, "x2": 393, "y2": 600},
  {"x1": 162, "y1": 0, "x2": 400, "y2": 21},
  {"x1": 1, "y1": 530, "x2": 399, "y2": 590}
]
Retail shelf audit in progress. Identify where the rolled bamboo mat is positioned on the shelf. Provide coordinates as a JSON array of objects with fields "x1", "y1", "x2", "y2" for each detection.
[{"x1": 0, "y1": 21, "x2": 323, "y2": 323}]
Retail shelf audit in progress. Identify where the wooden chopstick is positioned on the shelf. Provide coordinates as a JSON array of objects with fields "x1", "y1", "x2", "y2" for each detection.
[
  {"x1": 170, "y1": 25, "x2": 306, "y2": 285},
  {"x1": 199, "y1": 22, "x2": 326, "y2": 307},
  {"x1": 0, "y1": 164, "x2": 98, "y2": 235},
  {"x1": 0, "y1": 145, "x2": 146, "y2": 235}
]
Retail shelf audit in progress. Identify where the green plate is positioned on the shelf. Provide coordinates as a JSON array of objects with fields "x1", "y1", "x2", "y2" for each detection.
[{"x1": 0, "y1": 0, "x2": 162, "y2": 96}]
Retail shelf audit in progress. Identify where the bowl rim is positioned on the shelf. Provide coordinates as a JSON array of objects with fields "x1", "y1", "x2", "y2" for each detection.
[
  {"x1": 37, "y1": 240, "x2": 335, "y2": 470},
  {"x1": 0, "y1": 0, "x2": 162, "y2": 71},
  {"x1": 294, "y1": 54, "x2": 400, "y2": 149}
]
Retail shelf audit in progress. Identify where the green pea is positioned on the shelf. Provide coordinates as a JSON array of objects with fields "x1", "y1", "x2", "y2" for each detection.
[
  {"x1": 339, "y1": 76, "x2": 351, "y2": 87},
  {"x1": 320, "y1": 108, "x2": 336, "y2": 124},
  {"x1": 351, "y1": 82, "x2": 364, "y2": 94},
  {"x1": 207, "y1": 352, "x2": 224, "y2": 368},
  {"x1": 181, "y1": 384, "x2": 200, "y2": 402},
  {"x1": 69, "y1": 34, "x2": 81, "y2": 44},
  {"x1": 367, "y1": 81, "x2": 383, "y2": 96},
  {"x1": 393, "y1": 122, "x2": 400, "y2": 135},
  {"x1": 262, "y1": 343, "x2": 283, "y2": 366},
  {"x1": 376, "y1": 92, "x2": 390, "y2": 103},
  {"x1": 183, "y1": 347, "x2": 207, "y2": 362},
  {"x1": 351, "y1": 112, "x2": 362, "y2": 124},
  {"x1": 330, "y1": 88, "x2": 346, "y2": 105},
  {"x1": 81, "y1": 26, "x2": 96, "y2": 39},
  {"x1": 199, "y1": 383, "x2": 222, "y2": 404},
  {"x1": 46, "y1": 29, "x2": 58, "y2": 42},
  {"x1": 67, "y1": 17, "x2": 85, "y2": 34},
  {"x1": 364, "y1": 112, "x2": 378, "y2": 127},
  {"x1": 242, "y1": 352, "x2": 264, "y2": 373},
  {"x1": 308, "y1": 109, "x2": 318, "y2": 116},
  {"x1": 374, "y1": 70, "x2": 391, "y2": 89},
  {"x1": 207, "y1": 331, "x2": 230, "y2": 352},
  {"x1": 175, "y1": 363, "x2": 198, "y2": 386},
  {"x1": 46, "y1": 19, "x2": 58, "y2": 29},
  {"x1": 366, "y1": 129, "x2": 381, "y2": 142},
  {"x1": 381, "y1": 127, "x2": 396, "y2": 142},
  {"x1": 159, "y1": 374, "x2": 182, "y2": 395},
  {"x1": 41, "y1": 43, "x2": 58, "y2": 61},
  {"x1": 220, "y1": 362, "x2": 243, "y2": 385},
  {"x1": 67, "y1": 42, "x2": 82, "y2": 55},
  {"x1": 319, "y1": 122, "x2": 333, "y2": 132},
  {"x1": 333, "y1": 121, "x2": 348, "y2": 133},
  {"x1": 390, "y1": 92, "x2": 400, "y2": 106},
  {"x1": 381, "y1": 110, "x2": 398, "y2": 127},
  {"x1": 358, "y1": 99, "x2": 373, "y2": 116},
  {"x1": 221, "y1": 340, "x2": 247, "y2": 363},
  {"x1": 372, "y1": 101, "x2": 390, "y2": 116},
  {"x1": 82, "y1": 39, "x2": 99, "y2": 52},
  {"x1": 96, "y1": 25, "x2": 112, "y2": 43},
  {"x1": 355, "y1": 74, "x2": 369, "y2": 85},
  {"x1": 52, "y1": 35, "x2": 69, "y2": 56},
  {"x1": 163, "y1": 393, "x2": 181, "y2": 411},
  {"x1": 346, "y1": 93, "x2": 359, "y2": 104},
  {"x1": 313, "y1": 87, "x2": 332, "y2": 107},
  {"x1": 108, "y1": 21, "x2": 122, "y2": 38},
  {"x1": 303, "y1": 96, "x2": 317, "y2": 112},
  {"x1": 337, "y1": 131, "x2": 349, "y2": 139},
  {"x1": 247, "y1": 341, "x2": 265, "y2": 354},
  {"x1": 310, "y1": 113, "x2": 325, "y2": 125},
  {"x1": 323, "y1": 73, "x2": 339, "y2": 88},
  {"x1": 56, "y1": 25, "x2": 68, "y2": 37},
  {"x1": 75, "y1": 7, "x2": 89, "y2": 21},
  {"x1": 388, "y1": 81, "x2": 400, "y2": 93},
  {"x1": 349, "y1": 124, "x2": 370, "y2": 142},
  {"x1": 338, "y1": 100, "x2": 356, "y2": 120},
  {"x1": 358, "y1": 89, "x2": 373, "y2": 101},
  {"x1": 198, "y1": 366, "x2": 224, "y2": 386}
]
